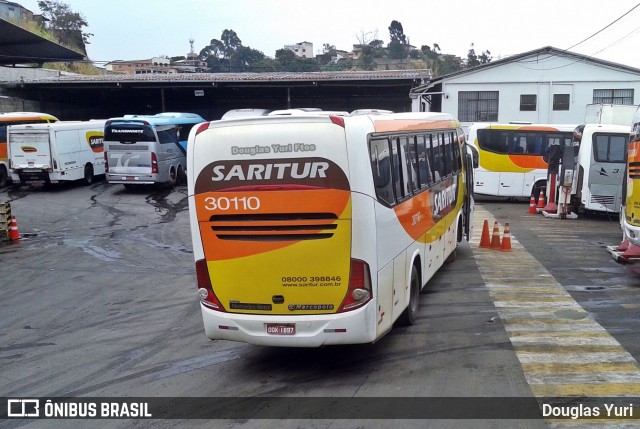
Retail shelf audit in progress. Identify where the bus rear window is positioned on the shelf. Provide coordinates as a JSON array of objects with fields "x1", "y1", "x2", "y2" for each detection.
[{"x1": 105, "y1": 124, "x2": 156, "y2": 142}]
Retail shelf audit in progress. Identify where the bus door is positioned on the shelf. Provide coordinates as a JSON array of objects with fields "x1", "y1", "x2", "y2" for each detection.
[
  {"x1": 463, "y1": 143, "x2": 476, "y2": 240},
  {"x1": 498, "y1": 133, "x2": 526, "y2": 197}
]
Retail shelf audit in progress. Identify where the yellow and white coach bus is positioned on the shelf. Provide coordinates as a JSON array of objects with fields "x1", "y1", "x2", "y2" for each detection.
[
  {"x1": 187, "y1": 112, "x2": 475, "y2": 347},
  {"x1": 615, "y1": 109, "x2": 640, "y2": 262},
  {"x1": 468, "y1": 122, "x2": 576, "y2": 198}
]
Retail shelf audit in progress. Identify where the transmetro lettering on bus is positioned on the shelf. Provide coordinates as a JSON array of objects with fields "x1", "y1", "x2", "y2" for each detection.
[
  {"x1": 103, "y1": 112, "x2": 205, "y2": 189},
  {"x1": 187, "y1": 112, "x2": 475, "y2": 347}
]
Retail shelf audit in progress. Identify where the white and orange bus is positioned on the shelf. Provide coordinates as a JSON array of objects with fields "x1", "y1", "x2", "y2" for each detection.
[
  {"x1": 0, "y1": 112, "x2": 58, "y2": 187},
  {"x1": 187, "y1": 112, "x2": 475, "y2": 347},
  {"x1": 468, "y1": 122, "x2": 576, "y2": 198},
  {"x1": 614, "y1": 109, "x2": 640, "y2": 262}
]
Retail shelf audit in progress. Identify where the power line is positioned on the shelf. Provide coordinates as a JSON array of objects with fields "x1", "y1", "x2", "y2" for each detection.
[{"x1": 565, "y1": 2, "x2": 640, "y2": 51}]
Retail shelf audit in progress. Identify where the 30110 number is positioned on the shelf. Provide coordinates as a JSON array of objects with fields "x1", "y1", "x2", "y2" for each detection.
[{"x1": 203, "y1": 196, "x2": 261, "y2": 211}]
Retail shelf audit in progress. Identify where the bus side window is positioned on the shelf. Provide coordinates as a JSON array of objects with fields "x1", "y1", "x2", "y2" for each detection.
[
  {"x1": 416, "y1": 134, "x2": 432, "y2": 188},
  {"x1": 0, "y1": 125, "x2": 6, "y2": 142},
  {"x1": 369, "y1": 138, "x2": 395, "y2": 206},
  {"x1": 452, "y1": 131, "x2": 462, "y2": 172},
  {"x1": 391, "y1": 137, "x2": 405, "y2": 200},
  {"x1": 441, "y1": 133, "x2": 452, "y2": 177},
  {"x1": 477, "y1": 129, "x2": 508, "y2": 154},
  {"x1": 528, "y1": 135, "x2": 542, "y2": 154},
  {"x1": 430, "y1": 134, "x2": 443, "y2": 181},
  {"x1": 157, "y1": 127, "x2": 178, "y2": 144},
  {"x1": 400, "y1": 136, "x2": 418, "y2": 194}
]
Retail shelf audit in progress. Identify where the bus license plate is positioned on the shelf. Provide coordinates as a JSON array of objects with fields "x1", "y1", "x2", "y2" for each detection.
[{"x1": 266, "y1": 323, "x2": 295, "y2": 335}]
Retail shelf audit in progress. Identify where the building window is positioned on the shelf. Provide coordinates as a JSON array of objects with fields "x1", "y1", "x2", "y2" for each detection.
[
  {"x1": 458, "y1": 91, "x2": 498, "y2": 122},
  {"x1": 593, "y1": 89, "x2": 634, "y2": 105},
  {"x1": 553, "y1": 94, "x2": 570, "y2": 111},
  {"x1": 520, "y1": 94, "x2": 537, "y2": 111}
]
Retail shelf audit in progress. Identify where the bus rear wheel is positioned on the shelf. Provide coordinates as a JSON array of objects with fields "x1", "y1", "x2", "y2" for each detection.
[
  {"x1": 82, "y1": 164, "x2": 94, "y2": 185},
  {"x1": 166, "y1": 167, "x2": 177, "y2": 188},
  {"x1": 397, "y1": 265, "x2": 420, "y2": 326},
  {"x1": 0, "y1": 165, "x2": 7, "y2": 188}
]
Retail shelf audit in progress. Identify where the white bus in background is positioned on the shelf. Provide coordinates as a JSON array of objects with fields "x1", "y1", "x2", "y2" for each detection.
[
  {"x1": 221, "y1": 109, "x2": 271, "y2": 120},
  {"x1": 267, "y1": 109, "x2": 349, "y2": 117},
  {"x1": 187, "y1": 112, "x2": 474, "y2": 347},
  {"x1": 103, "y1": 112, "x2": 204, "y2": 189},
  {"x1": 565, "y1": 123, "x2": 629, "y2": 213},
  {"x1": 467, "y1": 122, "x2": 576, "y2": 198},
  {"x1": 8, "y1": 120, "x2": 106, "y2": 186}
]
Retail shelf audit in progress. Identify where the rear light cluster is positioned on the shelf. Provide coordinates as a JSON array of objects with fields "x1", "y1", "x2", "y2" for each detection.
[
  {"x1": 338, "y1": 259, "x2": 372, "y2": 312},
  {"x1": 151, "y1": 152, "x2": 158, "y2": 174},
  {"x1": 104, "y1": 152, "x2": 109, "y2": 172},
  {"x1": 195, "y1": 259, "x2": 225, "y2": 312}
]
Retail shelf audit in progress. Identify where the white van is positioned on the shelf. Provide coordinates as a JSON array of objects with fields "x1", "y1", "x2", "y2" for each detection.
[{"x1": 8, "y1": 120, "x2": 106, "y2": 185}]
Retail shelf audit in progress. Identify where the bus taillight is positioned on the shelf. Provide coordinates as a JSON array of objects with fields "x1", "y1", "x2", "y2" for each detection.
[
  {"x1": 151, "y1": 152, "x2": 158, "y2": 174},
  {"x1": 338, "y1": 259, "x2": 372, "y2": 312},
  {"x1": 195, "y1": 122, "x2": 210, "y2": 135},
  {"x1": 195, "y1": 259, "x2": 225, "y2": 312},
  {"x1": 104, "y1": 152, "x2": 109, "y2": 172},
  {"x1": 330, "y1": 115, "x2": 345, "y2": 128}
]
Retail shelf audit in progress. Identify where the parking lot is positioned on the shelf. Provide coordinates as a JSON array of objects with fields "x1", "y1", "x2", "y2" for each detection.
[{"x1": 1, "y1": 181, "x2": 639, "y2": 428}]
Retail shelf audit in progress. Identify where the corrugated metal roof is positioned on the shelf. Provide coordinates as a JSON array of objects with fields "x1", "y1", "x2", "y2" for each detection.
[{"x1": 19, "y1": 69, "x2": 431, "y2": 84}]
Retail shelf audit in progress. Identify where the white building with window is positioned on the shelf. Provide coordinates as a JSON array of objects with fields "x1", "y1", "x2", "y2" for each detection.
[
  {"x1": 411, "y1": 46, "x2": 640, "y2": 128},
  {"x1": 284, "y1": 41, "x2": 314, "y2": 59}
]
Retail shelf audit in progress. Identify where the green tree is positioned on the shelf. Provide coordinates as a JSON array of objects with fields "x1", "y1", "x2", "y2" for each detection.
[
  {"x1": 467, "y1": 43, "x2": 479, "y2": 67},
  {"x1": 479, "y1": 50, "x2": 492, "y2": 64},
  {"x1": 388, "y1": 20, "x2": 407, "y2": 59},
  {"x1": 275, "y1": 49, "x2": 297, "y2": 67},
  {"x1": 36, "y1": 0, "x2": 92, "y2": 51},
  {"x1": 220, "y1": 29, "x2": 242, "y2": 58},
  {"x1": 230, "y1": 46, "x2": 265, "y2": 72}
]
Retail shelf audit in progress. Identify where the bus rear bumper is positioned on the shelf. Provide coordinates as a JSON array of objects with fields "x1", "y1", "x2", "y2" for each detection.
[
  {"x1": 106, "y1": 173, "x2": 156, "y2": 185},
  {"x1": 199, "y1": 301, "x2": 378, "y2": 347}
]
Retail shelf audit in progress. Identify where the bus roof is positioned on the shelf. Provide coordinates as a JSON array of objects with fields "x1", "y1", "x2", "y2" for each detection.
[
  {"x1": 0, "y1": 112, "x2": 58, "y2": 122},
  {"x1": 467, "y1": 122, "x2": 578, "y2": 131},
  {"x1": 109, "y1": 112, "x2": 205, "y2": 125}
]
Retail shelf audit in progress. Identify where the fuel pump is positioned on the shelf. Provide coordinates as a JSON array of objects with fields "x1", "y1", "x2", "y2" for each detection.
[
  {"x1": 557, "y1": 142, "x2": 578, "y2": 219},
  {"x1": 542, "y1": 126, "x2": 579, "y2": 219}
]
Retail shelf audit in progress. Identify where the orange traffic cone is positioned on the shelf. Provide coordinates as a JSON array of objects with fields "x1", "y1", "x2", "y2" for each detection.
[
  {"x1": 8, "y1": 215, "x2": 20, "y2": 241},
  {"x1": 528, "y1": 194, "x2": 537, "y2": 214},
  {"x1": 490, "y1": 221, "x2": 501, "y2": 249},
  {"x1": 500, "y1": 223, "x2": 512, "y2": 252},
  {"x1": 479, "y1": 220, "x2": 491, "y2": 248},
  {"x1": 536, "y1": 190, "x2": 546, "y2": 210}
]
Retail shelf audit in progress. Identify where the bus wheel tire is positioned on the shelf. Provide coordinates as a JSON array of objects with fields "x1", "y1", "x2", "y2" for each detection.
[
  {"x1": 0, "y1": 165, "x2": 7, "y2": 188},
  {"x1": 167, "y1": 167, "x2": 177, "y2": 188},
  {"x1": 177, "y1": 165, "x2": 186, "y2": 185},
  {"x1": 397, "y1": 265, "x2": 420, "y2": 326},
  {"x1": 83, "y1": 164, "x2": 94, "y2": 185}
]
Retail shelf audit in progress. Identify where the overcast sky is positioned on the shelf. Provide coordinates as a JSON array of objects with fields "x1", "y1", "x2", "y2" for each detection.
[{"x1": 16, "y1": 0, "x2": 640, "y2": 69}]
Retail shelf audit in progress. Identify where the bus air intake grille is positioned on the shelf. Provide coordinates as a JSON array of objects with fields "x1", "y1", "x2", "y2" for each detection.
[
  {"x1": 209, "y1": 213, "x2": 338, "y2": 242},
  {"x1": 590, "y1": 195, "x2": 615, "y2": 206}
]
